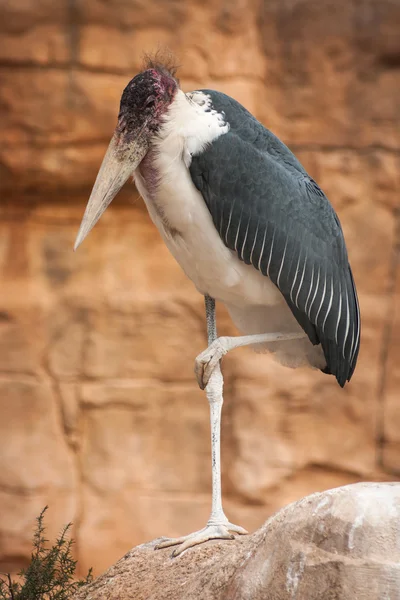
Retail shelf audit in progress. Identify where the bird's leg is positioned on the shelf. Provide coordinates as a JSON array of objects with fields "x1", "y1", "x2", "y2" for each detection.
[
  {"x1": 155, "y1": 296, "x2": 247, "y2": 556},
  {"x1": 195, "y1": 330, "x2": 306, "y2": 389}
]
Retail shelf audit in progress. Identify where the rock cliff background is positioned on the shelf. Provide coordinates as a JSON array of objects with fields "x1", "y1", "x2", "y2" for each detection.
[{"x1": 0, "y1": 0, "x2": 399, "y2": 578}]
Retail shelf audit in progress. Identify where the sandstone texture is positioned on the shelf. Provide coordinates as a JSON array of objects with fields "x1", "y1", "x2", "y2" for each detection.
[
  {"x1": 74, "y1": 483, "x2": 400, "y2": 600},
  {"x1": 1, "y1": 0, "x2": 400, "y2": 579}
]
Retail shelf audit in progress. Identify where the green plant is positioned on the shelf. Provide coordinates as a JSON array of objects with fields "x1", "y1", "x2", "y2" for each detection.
[{"x1": 0, "y1": 507, "x2": 92, "y2": 600}]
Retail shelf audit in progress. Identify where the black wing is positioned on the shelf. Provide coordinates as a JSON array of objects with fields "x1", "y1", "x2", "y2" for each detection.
[{"x1": 189, "y1": 90, "x2": 360, "y2": 387}]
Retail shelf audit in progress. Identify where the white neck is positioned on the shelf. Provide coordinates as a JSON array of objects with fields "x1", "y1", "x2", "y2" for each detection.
[
  {"x1": 133, "y1": 89, "x2": 230, "y2": 234},
  {"x1": 153, "y1": 89, "x2": 229, "y2": 166}
]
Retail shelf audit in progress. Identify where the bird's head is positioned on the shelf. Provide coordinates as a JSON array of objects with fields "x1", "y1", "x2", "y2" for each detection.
[{"x1": 74, "y1": 57, "x2": 179, "y2": 250}]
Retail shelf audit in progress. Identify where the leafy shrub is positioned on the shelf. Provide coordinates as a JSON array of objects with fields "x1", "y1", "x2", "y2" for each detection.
[{"x1": 0, "y1": 507, "x2": 92, "y2": 600}]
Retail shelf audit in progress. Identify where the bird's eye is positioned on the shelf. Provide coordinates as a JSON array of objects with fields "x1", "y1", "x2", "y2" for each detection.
[{"x1": 145, "y1": 97, "x2": 156, "y2": 109}]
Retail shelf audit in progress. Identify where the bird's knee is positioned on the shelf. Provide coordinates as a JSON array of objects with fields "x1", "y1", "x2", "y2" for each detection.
[{"x1": 212, "y1": 336, "x2": 230, "y2": 356}]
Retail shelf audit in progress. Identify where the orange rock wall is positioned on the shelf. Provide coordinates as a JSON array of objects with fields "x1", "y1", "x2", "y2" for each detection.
[{"x1": 1, "y1": 0, "x2": 399, "y2": 576}]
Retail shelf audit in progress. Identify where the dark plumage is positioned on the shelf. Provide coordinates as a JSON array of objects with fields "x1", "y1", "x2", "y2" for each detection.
[{"x1": 190, "y1": 90, "x2": 360, "y2": 386}]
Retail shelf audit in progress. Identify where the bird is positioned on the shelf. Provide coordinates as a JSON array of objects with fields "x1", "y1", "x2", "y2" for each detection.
[{"x1": 74, "y1": 55, "x2": 360, "y2": 556}]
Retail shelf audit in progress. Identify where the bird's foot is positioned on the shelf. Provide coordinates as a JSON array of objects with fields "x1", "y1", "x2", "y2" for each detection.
[
  {"x1": 155, "y1": 521, "x2": 248, "y2": 556},
  {"x1": 195, "y1": 337, "x2": 229, "y2": 390}
]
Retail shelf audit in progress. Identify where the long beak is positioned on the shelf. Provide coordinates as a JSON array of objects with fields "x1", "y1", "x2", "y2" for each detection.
[{"x1": 74, "y1": 133, "x2": 147, "y2": 250}]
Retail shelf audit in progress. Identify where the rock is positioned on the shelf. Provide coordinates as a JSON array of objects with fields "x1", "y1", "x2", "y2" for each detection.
[
  {"x1": 1, "y1": 0, "x2": 400, "y2": 580},
  {"x1": 382, "y1": 254, "x2": 400, "y2": 475},
  {"x1": 73, "y1": 483, "x2": 400, "y2": 600}
]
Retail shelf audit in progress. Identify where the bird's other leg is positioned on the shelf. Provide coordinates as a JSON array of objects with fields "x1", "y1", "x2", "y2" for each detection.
[
  {"x1": 195, "y1": 330, "x2": 306, "y2": 389},
  {"x1": 155, "y1": 296, "x2": 247, "y2": 556}
]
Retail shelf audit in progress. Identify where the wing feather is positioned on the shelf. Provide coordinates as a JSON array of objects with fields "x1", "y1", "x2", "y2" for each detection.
[{"x1": 190, "y1": 90, "x2": 360, "y2": 385}]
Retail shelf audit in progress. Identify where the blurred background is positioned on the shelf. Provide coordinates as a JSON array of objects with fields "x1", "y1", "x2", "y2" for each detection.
[{"x1": 0, "y1": 0, "x2": 399, "y2": 578}]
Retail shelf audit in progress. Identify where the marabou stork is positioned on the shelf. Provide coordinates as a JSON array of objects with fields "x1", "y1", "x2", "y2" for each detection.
[{"x1": 75, "y1": 57, "x2": 360, "y2": 556}]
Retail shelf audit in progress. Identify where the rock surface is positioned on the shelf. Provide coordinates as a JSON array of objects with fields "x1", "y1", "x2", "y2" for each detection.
[
  {"x1": 1, "y1": 0, "x2": 400, "y2": 578},
  {"x1": 74, "y1": 483, "x2": 400, "y2": 600}
]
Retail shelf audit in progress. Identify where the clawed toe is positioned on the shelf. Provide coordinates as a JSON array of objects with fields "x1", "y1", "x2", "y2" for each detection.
[
  {"x1": 194, "y1": 353, "x2": 215, "y2": 390},
  {"x1": 225, "y1": 522, "x2": 248, "y2": 535},
  {"x1": 155, "y1": 522, "x2": 248, "y2": 556},
  {"x1": 195, "y1": 339, "x2": 227, "y2": 389},
  {"x1": 194, "y1": 359, "x2": 207, "y2": 390}
]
